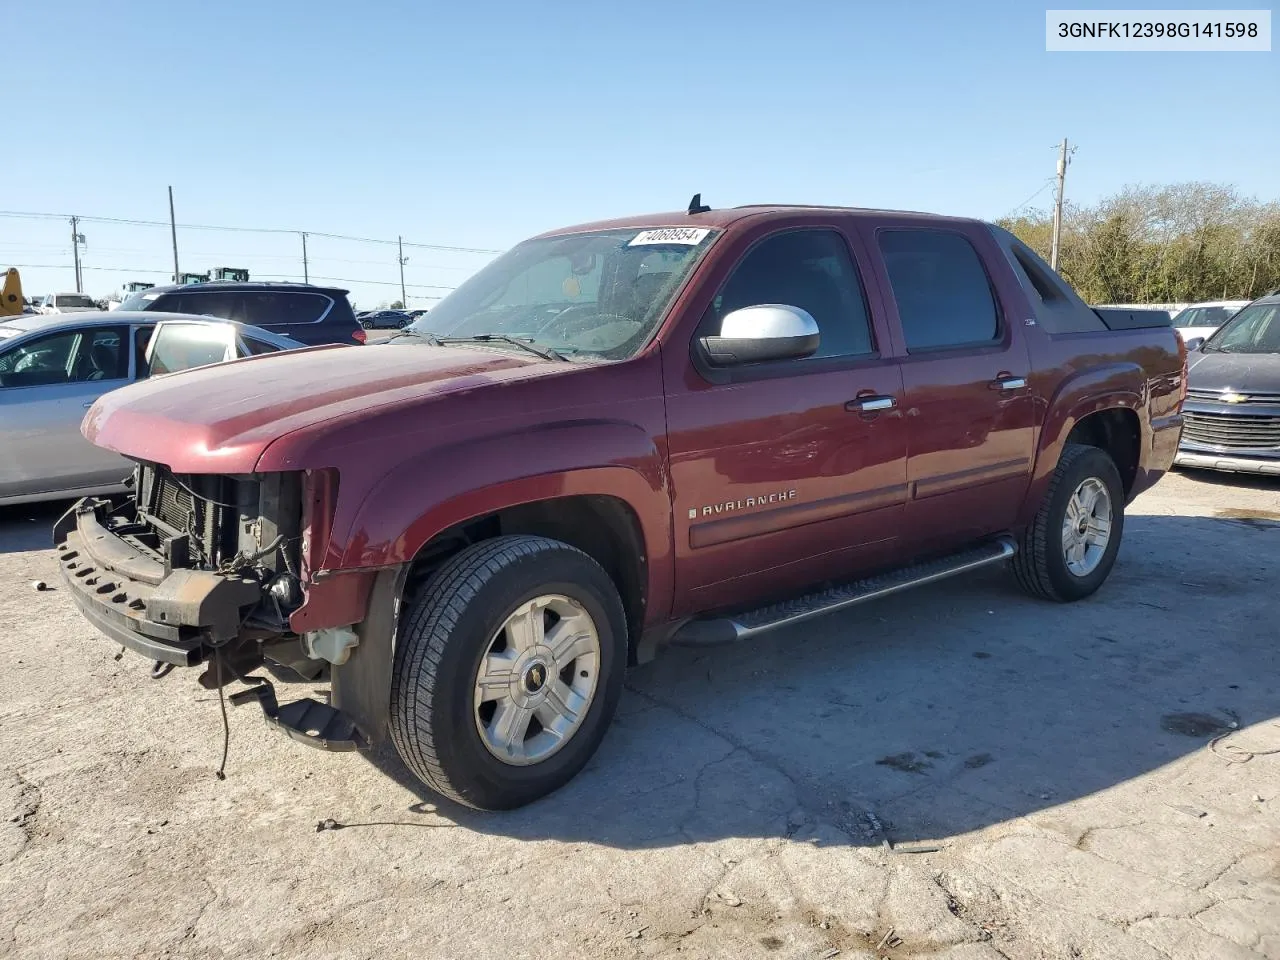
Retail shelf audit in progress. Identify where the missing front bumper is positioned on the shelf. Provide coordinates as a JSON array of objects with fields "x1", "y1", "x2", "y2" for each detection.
[{"x1": 55, "y1": 500, "x2": 263, "y2": 665}]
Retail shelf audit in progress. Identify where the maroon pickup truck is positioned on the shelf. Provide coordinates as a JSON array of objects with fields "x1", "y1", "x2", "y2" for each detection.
[{"x1": 55, "y1": 200, "x2": 1186, "y2": 810}]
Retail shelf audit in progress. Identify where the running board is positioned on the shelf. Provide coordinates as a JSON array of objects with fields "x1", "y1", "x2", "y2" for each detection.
[{"x1": 669, "y1": 537, "x2": 1018, "y2": 647}]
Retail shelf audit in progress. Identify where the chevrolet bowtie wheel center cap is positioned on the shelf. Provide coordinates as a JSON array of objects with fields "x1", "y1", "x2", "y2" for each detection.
[{"x1": 522, "y1": 661, "x2": 548, "y2": 694}]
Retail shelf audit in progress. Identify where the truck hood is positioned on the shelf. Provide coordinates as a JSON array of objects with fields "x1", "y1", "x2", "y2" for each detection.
[
  {"x1": 1186, "y1": 349, "x2": 1280, "y2": 394},
  {"x1": 84, "y1": 342, "x2": 559, "y2": 473}
]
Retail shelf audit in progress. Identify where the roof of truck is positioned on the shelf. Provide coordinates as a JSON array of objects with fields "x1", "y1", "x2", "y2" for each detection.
[{"x1": 533, "y1": 203, "x2": 980, "y2": 239}]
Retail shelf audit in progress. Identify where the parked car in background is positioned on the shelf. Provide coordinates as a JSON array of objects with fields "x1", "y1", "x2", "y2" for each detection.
[
  {"x1": 58, "y1": 202, "x2": 1184, "y2": 810},
  {"x1": 38, "y1": 292, "x2": 99, "y2": 314},
  {"x1": 360, "y1": 309, "x2": 413, "y2": 329},
  {"x1": 406, "y1": 309, "x2": 430, "y2": 320},
  {"x1": 119, "y1": 281, "x2": 366, "y2": 346},
  {"x1": 0, "y1": 312, "x2": 306, "y2": 505},
  {"x1": 1175, "y1": 291, "x2": 1280, "y2": 475},
  {"x1": 1170, "y1": 300, "x2": 1250, "y2": 343}
]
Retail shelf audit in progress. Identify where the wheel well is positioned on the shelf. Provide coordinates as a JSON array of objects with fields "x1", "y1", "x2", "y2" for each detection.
[
  {"x1": 404, "y1": 495, "x2": 648, "y2": 663},
  {"x1": 1066, "y1": 409, "x2": 1140, "y2": 495}
]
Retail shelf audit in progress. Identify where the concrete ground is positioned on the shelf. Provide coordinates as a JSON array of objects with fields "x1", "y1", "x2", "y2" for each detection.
[{"x1": 1, "y1": 469, "x2": 1278, "y2": 960}]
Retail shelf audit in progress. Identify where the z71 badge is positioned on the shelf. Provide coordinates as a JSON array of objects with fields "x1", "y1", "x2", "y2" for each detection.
[{"x1": 689, "y1": 490, "x2": 797, "y2": 520}]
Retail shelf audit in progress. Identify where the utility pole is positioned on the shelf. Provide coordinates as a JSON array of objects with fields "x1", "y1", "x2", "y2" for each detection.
[
  {"x1": 70, "y1": 216, "x2": 84, "y2": 293},
  {"x1": 397, "y1": 235, "x2": 408, "y2": 307},
  {"x1": 168, "y1": 186, "x2": 181, "y2": 283},
  {"x1": 300, "y1": 232, "x2": 310, "y2": 283},
  {"x1": 1050, "y1": 138, "x2": 1070, "y2": 271}
]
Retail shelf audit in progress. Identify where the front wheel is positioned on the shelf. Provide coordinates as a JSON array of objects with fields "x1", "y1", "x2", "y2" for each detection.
[
  {"x1": 1012, "y1": 443, "x2": 1125, "y2": 602},
  {"x1": 390, "y1": 535, "x2": 627, "y2": 810}
]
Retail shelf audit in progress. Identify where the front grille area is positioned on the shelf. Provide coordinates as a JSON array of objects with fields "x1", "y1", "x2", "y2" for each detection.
[
  {"x1": 136, "y1": 465, "x2": 243, "y2": 567},
  {"x1": 1182, "y1": 410, "x2": 1280, "y2": 449},
  {"x1": 1187, "y1": 388, "x2": 1280, "y2": 404},
  {"x1": 154, "y1": 473, "x2": 196, "y2": 532}
]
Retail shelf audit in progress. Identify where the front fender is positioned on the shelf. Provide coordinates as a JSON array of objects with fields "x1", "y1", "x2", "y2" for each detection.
[
  {"x1": 329, "y1": 418, "x2": 673, "y2": 618},
  {"x1": 1018, "y1": 363, "x2": 1146, "y2": 526}
]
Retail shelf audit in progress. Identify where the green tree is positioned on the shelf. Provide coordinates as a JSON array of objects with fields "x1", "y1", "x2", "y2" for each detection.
[{"x1": 997, "y1": 182, "x2": 1280, "y2": 303}]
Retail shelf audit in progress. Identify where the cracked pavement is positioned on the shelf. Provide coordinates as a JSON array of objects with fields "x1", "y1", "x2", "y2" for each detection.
[{"x1": 2, "y1": 468, "x2": 1278, "y2": 959}]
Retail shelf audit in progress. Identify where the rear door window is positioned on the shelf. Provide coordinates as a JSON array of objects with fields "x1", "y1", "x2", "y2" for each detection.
[
  {"x1": 147, "y1": 323, "x2": 235, "y2": 375},
  {"x1": 152, "y1": 291, "x2": 241, "y2": 320},
  {"x1": 132, "y1": 326, "x2": 155, "y2": 378},
  {"x1": 878, "y1": 230, "x2": 1001, "y2": 351}
]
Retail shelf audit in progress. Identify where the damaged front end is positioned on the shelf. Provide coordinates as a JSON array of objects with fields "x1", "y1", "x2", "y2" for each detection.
[{"x1": 54, "y1": 462, "x2": 366, "y2": 750}]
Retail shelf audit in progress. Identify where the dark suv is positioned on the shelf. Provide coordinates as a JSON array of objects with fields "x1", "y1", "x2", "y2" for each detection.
[{"x1": 119, "y1": 282, "x2": 366, "y2": 346}]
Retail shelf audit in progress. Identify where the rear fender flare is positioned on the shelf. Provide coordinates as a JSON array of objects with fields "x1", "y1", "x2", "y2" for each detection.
[
  {"x1": 332, "y1": 419, "x2": 673, "y2": 621},
  {"x1": 1019, "y1": 363, "x2": 1146, "y2": 526}
]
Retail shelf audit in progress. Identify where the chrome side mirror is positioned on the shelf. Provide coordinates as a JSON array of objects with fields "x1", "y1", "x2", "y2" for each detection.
[
  {"x1": 700, "y1": 304, "x2": 820, "y2": 366},
  {"x1": 1184, "y1": 337, "x2": 1205, "y2": 352}
]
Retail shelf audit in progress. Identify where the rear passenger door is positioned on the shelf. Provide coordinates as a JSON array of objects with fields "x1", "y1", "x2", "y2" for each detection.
[{"x1": 857, "y1": 218, "x2": 1035, "y2": 546}]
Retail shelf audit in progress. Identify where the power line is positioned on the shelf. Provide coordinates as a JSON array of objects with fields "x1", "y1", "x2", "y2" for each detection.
[
  {"x1": 2, "y1": 242, "x2": 476, "y2": 269},
  {"x1": 4, "y1": 262, "x2": 455, "y2": 294},
  {"x1": 0, "y1": 208, "x2": 503, "y2": 254},
  {"x1": 1006, "y1": 178, "x2": 1057, "y2": 217}
]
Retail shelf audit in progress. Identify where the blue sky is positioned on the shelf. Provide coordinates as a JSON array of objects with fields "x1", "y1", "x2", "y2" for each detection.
[{"x1": 4, "y1": 0, "x2": 1276, "y2": 308}]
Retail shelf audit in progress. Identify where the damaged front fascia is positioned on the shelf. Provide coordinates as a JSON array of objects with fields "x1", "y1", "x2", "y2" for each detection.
[{"x1": 286, "y1": 466, "x2": 379, "y2": 634}]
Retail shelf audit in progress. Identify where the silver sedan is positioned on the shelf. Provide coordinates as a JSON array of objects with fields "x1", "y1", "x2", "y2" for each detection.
[{"x1": 0, "y1": 311, "x2": 305, "y2": 506}]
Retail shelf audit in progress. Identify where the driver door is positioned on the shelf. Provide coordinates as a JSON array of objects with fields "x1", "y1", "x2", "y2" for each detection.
[{"x1": 664, "y1": 225, "x2": 908, "y2": 614}]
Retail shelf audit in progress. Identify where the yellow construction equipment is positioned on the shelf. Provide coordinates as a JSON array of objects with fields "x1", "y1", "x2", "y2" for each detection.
[{"x1": 1, "y1": 268, "x2": 24, "y2": 317}]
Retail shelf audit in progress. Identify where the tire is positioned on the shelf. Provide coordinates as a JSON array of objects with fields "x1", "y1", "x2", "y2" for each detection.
[
  {"x1": 390, "y1": 535, "x2": 628, "y2": 810},
  {"x1": 1012, "y1": 443, "x2": 1125, "y2": 602},
  {"x1": 396, "y1": 319, "x2": 409, "y2": 329},
  {"x1": 360, "y1": 320, "x2": 373, "y2": 329}
]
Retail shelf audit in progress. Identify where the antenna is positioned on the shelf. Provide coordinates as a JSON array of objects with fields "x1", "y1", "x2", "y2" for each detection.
[{"x1": 687, "y1": 193, "x2": 711, "y2": 215}]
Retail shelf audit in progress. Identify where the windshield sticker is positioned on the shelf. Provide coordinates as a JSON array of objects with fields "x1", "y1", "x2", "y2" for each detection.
[{"x1": 628, "y1": 227, "x2": 710, "y2": 246}]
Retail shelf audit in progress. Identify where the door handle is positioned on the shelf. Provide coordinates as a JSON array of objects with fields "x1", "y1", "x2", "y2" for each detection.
[
  {"x1": 845, "y1": 395, "x2": 897, "y2": 413},
  {"x1": 989, "y1": 376, "x2": 1027, "y2": 391}
]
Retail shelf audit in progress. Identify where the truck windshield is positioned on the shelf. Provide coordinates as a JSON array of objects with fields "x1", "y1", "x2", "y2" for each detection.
[
  {"x1": 55, "y1": 294, "x2": 96, "y2": 308},
  {"x1": 1203, "y1": 303, "x2": 1280, "y2": 354},
  {"x1": 406, "y1": 227, "x2": 718, "y2": 360},
  {"x1": 120, "y1": 290, "x2": 162, "y2": 311}
]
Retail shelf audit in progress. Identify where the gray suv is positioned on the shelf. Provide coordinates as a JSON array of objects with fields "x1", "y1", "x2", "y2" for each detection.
[{"x1": 119, "y1": 281, "x2": 366, "y2": 346}]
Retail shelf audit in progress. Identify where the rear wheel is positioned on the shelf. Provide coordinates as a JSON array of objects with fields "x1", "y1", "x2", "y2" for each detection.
[
  {"x1": 360, "y1": 319, "x2": 373, "y2": 329},
  {"x1": 1013, "y1": 443, "x2": 1125, "y2": 602},
  {"x1": 390, "y1": 535, "x2": 627, "y2": 810}
]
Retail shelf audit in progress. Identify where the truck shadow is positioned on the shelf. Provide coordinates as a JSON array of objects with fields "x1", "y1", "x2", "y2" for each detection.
[
  {"x1": 1172, "y1": 464, "x2": 1280, "y2": 493},
  {"x1": 362, "y1": 512, "x2": 1280, "y2": 849}
]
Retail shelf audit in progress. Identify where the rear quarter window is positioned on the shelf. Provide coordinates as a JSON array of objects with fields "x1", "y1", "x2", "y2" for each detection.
[{"x1": 239, "y1": 292, "x2": 331, "y2": 326}]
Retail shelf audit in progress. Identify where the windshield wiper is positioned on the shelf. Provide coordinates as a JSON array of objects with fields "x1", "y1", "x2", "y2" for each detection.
[
  {"x1": 439, "y1": 334, "x2": 566, "y2": 362},
  {"x1": 387, "y1": 328, "x2": 443, "y2": 345}
]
